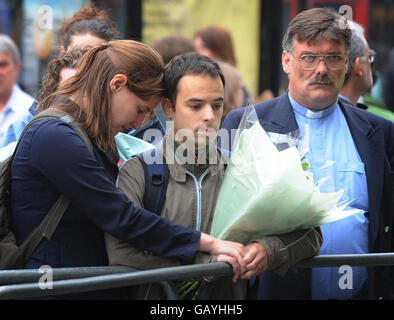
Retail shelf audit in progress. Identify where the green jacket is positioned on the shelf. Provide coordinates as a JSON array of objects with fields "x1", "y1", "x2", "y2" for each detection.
[{"x1": 362, "y1": 94, "x2": 394, "y2": 122}]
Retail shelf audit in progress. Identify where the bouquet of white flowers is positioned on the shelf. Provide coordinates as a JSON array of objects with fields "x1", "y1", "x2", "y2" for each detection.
[{"x1": 211, "y1": 106, "x2": 361, "y2": 244}]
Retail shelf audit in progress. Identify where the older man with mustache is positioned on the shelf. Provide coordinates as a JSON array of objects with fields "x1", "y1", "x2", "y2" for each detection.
[{"x1": 222, "y1": 8, "x2": 394, "y2": 300}]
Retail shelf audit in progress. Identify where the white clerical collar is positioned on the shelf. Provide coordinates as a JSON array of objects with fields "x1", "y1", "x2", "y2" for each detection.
[{"x1": 288, "y1": 92, "x2": 338, "y2": 119}]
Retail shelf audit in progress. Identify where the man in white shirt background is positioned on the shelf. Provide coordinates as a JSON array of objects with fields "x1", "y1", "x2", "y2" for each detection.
[
  {"x1": 0, "y1": 34, "x2": 34, "y2": 145},
  {"x1": 339, "y1": 20, "x2": 394, "y2": 122}
]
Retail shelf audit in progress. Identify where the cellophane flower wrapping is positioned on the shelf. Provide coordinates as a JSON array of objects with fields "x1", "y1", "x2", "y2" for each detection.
[
  {"x1": 115, "y1": 133, "x2": 155, "y2": 162},
  {"x1": 211, "y1": 106, "x2": 361, "y2": 244}
]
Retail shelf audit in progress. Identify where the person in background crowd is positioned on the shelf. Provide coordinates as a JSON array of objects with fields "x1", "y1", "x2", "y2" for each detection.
[
  {"x1": 194, "y1": 25, "x2": 253, "y2": 108},
  {"x1": 222, "y1": 8, "x2": 394, "y2": 300},
  {"x1": 150, "y1": 35, "x2": 195, "y2": 65},
  {"x1": 217, "y1": 60, "x2": 244, "y2": 124},
  {"x1": 0, "y1": 46, "x2": 87, "y2": 153},
  {"x1": 10, "y1": 40, "x2": 246, "y2": 299},
  {"x1": 57, "y1": 5, "x2": 119, "y2": 52},
  {"x1": 0, "y1": 34, "x2": 34, "y2": 146},
  {"x1": 339, "y1": 20, "x2": 394, "y2": 122},
  {"x1": 194, "y1": 25, "x2": 236, "y2": 66}
]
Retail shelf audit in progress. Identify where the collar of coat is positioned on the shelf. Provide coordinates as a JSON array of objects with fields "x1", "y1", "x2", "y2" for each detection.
[{"x1": 156, "y1": 132, "x2": 227, "y2": 183}]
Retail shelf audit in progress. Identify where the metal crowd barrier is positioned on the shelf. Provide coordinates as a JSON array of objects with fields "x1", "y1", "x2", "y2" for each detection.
[{"x1": 0, "y1": 253, "x2": 393, "y2": 300}]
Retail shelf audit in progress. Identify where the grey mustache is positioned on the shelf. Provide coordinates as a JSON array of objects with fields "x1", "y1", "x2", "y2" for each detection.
[{"x1": 309, "y1": 76, "x2": 333, "y2": 85}]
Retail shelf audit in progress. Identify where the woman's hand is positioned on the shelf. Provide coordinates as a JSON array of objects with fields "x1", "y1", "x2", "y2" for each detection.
[{"x1": 198, "y1": 233, "x2": 246, "y2": 282}]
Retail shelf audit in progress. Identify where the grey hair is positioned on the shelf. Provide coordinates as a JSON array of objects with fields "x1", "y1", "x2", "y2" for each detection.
[
  {"x1": 344, "y1": 20, "x2": 368, "y2": 83},
  {"x1": 0, "y1": 34, "x2": 21, "y2": 65}
]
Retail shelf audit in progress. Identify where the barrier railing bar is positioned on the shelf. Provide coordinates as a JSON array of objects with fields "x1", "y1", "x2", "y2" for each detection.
[
  {"x1": 0, "y1": 253, "x2": 393, "y2": 299},
  {"x1": 1, "y1": 253, "x2": 393, "y2": 285},
  {"x1": 0, "y1": 266, "x2": 134, "y2": 285},
  {"x1": 295, "y1": 253, "x2": 394, "y2": 268},
  {"x1": 0, "y1": 265, "x2": 180, "y2": 299},
  {"x1": 0, "y1": 262, "x2": 233, "y2": 300}
]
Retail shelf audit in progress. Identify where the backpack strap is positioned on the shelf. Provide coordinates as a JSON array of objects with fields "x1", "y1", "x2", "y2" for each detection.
[
  {"x1": 17, "y1": 194, "x2": 70, "y2": 266},
  {"x1": 33, "y1": 109, "x2": 93, "y2": 153},
  {"x1": 10, "y1": 109, "x2": 93, "y2": 163},
  {"x1": 137, "y1": 149, "x2": 169, "y2": 215}
]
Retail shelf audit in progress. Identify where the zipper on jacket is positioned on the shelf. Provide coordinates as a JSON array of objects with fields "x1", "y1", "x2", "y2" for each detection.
[{"x1": 185, "y1": 169, "x2": 210, "y2": 231}]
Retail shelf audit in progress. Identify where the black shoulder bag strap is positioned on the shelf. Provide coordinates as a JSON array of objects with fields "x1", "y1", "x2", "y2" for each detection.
[{"x1": 137, "y1": 148, "x2": 169, "y2": 215}]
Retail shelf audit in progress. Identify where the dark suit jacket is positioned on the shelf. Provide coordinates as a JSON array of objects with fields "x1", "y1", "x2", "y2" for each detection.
[{"x1": 221, "y1": 93, "x2": 394, "y2": 299}]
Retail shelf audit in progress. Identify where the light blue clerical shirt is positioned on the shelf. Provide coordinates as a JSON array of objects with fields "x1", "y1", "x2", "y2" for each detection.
[{"x1": 288, "y1": 93, "x2": 369, "y2": 300}]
